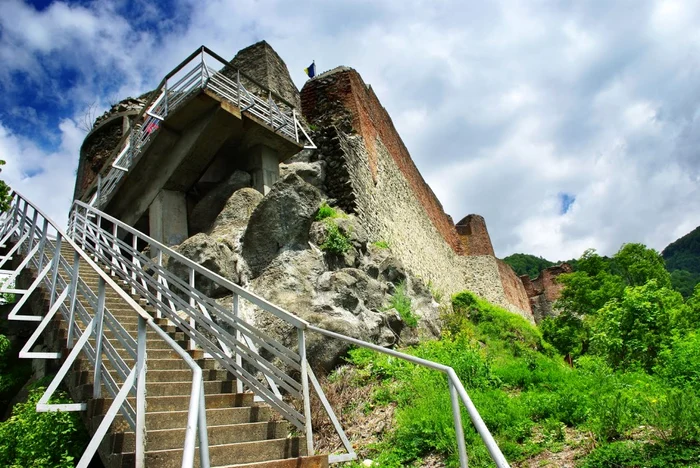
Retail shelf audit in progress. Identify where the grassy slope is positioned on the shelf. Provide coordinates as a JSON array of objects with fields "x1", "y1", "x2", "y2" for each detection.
[{"x1": 332, "y1": 292, "x2": 700, "y2": 468}]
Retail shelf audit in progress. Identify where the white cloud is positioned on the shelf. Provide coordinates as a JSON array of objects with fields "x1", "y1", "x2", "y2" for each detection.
[{"x1": 1, "y1": 0, "x2": 700, "y2": 261}]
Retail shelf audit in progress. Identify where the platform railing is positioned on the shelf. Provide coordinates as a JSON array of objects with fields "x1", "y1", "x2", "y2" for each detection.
[
  {"x1": 68, "y1": 199, "x2": 511, "y2": 467},
  {"x1": 89, "y1": 45, "x2": 316, "y2": 209},
  {"x1": 0, "y1": 191, "x2": 210, "y2": 468}
]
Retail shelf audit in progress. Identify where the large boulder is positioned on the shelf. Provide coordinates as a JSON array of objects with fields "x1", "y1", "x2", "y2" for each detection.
[
  {"x1": 168, "y1": 233, "x2": 240, "y2": 298},
  {"x1": 209, "y1": 187, "x2": 264, "y2": 239},
  {"x1": 242, "y1": 173, "x2": 323, "y2": 276},
  {"x1": 279, "y1": 161, "x2": 326, "y2": 189},
  {"x1": 190, "y1": 171, "x2": 252, "y2": 233}
]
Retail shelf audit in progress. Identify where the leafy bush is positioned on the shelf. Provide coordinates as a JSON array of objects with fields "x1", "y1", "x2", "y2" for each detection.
[
  {"x1": 372, "y1": 240, "x2": 389, "y2": 249},
  {"x1": 0, "y1": 335, "x2": 31, "y2": 410},
  {"x1": 450, "y1": 291, "x2": 553, "y2": 355},
  {"x1": 0, "y1": 387, "x2": 88, "y2": 467},
  {"x1": 589, "y1": 280, "x2": 683, "y2": 371},
  {"x1": 315, "y1": 202, "x2": 343, "y2": 221},
  {"x1": 387, "y1": 281, "x2": 417, "y2": 328},
  {"x1": 320, "y1": 220, "x2": 351, "y2": 255},
  {"x1": 655, "y1": 332, "x2": 700, "y2": 389}
]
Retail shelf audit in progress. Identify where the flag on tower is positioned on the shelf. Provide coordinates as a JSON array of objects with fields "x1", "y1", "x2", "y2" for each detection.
[{"x1": 304, "y1": 61, "x2": 316, "y2": 78}]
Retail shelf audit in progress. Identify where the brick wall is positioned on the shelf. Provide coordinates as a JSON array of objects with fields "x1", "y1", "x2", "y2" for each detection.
[
  {"x1": 301, "y1": 68, "x2": 464, "y2": 255},
  {"x1": 456, "y1": 214, "x2": 496, "y2": 256},
  {"x1": 300, "y1": 67, "x2": 533, "y2": 321}
]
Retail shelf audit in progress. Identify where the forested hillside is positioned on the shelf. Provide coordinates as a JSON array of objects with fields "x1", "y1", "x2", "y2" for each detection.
[
  {"x1": 662, "y1": 225, "x2": 700, "y2": 297},
  {"x1": 502, "y1": 253, "x2": 578, "y2": 278}
]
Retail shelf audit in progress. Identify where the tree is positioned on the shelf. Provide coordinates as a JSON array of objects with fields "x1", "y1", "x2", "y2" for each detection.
[
  {"x1": 556, "y1": 249, "x2": 625, "y2": 317},
  {"x1": 589, "y1": 280, "x2": 685, "y2": 371},
  {"x1": 614, "y1": 243, "x2": 671, "y2": 288},
  {"x1": 0, "y1": 160, "x2": 11, "y2": 213}
]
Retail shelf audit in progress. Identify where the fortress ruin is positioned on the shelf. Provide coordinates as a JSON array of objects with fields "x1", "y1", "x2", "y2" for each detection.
[{"x1": 74, "y1": 41, "x2": 567, "y2": 323}]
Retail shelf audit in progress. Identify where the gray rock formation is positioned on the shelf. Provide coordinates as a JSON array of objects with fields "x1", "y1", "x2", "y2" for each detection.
[
  {"x1": 168, "y1": 233, "x2": 239, "y2": 298},
  {"x1": 279, "y1": 161, "x2": 326, "y2": 189},
  {"x1": 209, "y1": 187, "x2": 264, "y2": 237},
  {"x1": 190, "y1": 171, "x2": 252, "y2": 234},
  {"x1": 242, "y1": 173, "x2": 323, "y2": 276}
]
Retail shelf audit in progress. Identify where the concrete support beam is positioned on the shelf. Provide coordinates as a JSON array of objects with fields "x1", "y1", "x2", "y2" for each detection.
[
  {"x1": 149, "y1": 190, "x2": 188, "y2": 246},
  {"x1": 245, "y1": 145, "x2": 280, "y2": 195}
]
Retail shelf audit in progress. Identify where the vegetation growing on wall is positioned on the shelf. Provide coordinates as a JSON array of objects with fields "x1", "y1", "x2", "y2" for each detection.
[{"x1": 386, "y1": 281, "x2": 417, "y2": 328}]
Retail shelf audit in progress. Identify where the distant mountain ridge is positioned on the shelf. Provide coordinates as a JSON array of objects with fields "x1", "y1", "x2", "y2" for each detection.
[
  {"x1": 662, "y1": 225, "x2": 700, "y2": 297},
  {"x1": 502, "y1": 253, "x2": 577, "y2": 279},
  {"x1": 504, "y1": 225, "x2": 700, "y2": 297}
]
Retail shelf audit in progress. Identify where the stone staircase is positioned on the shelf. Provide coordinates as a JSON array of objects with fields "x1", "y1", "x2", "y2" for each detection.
[{"x1": 45, "y1": 243, "x2": 327, "y2": 468}]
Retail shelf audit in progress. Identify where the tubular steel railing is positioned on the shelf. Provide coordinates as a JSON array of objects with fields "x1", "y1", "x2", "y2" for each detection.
[
  {"x1": 0, "y1": 191, "x2": 210, "y2": 468},
  {"x1": 89, "y1": 45, "x2": 316, "y2": 210},
  {"x1": 68, "y1": 200, "x2": 511, "y2": 468}
]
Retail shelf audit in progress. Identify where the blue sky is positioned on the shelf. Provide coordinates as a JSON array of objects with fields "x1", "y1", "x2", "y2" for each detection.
[{"x1": 1, "y1": 0, "x2": 700, "y2": 261}]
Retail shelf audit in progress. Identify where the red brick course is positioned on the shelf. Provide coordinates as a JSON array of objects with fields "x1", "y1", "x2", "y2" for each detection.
[{"x1": 301, "y1": 69, "x2": 464, "y2": 255}]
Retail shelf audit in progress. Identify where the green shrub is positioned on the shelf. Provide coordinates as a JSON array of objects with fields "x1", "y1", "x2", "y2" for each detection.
[
  {"x1": 315, "y1": 202, "x2": 343, "y2": 221},
  {"x1": 655, "y1": 332, "x2": 700, "y2": 390},
  {"x1": 0, "y1": 387, "x2": 88, "y2": 467},
  {"x1": 451, "y1": 291, "x2": 554, "y2": 355},
  {"x1": 320, "y1": 220, "x2": 351, "y2": 255},
  {"x1": 387, "y1": 281, "x2": 418, "y2": 328},
  {"x1": 372, "y1": 240, "x2": 389, "y2": 249}
]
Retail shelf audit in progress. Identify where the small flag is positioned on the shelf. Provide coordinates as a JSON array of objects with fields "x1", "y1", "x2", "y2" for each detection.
[
  {"x1": 304, "y1": 61, "x2": 316, "y2": 78},
  {"x1": 145, "y1": 120, "x2": 160, "y2": 134}
]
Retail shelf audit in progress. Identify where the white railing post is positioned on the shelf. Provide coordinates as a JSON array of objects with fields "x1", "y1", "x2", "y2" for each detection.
[
  {"x1": 156, "y1": 248, "x2": 163, "y2": 319},
  {"x1": 237, "y1": 70, "x2": 241, "y2": 108},
  {"x1": 93, "y1": 277, "x2": 106, "y2": 399},
  {"x1": 232, "y1": 294, "x2": 243, "y2": 394},
  {"x1": 36, "y1": 219, "x2": 49, "y2": 272},
  {"x1": 135, "y1": 315, "x2": 147, "y2": 468},
  {"x1": 26, "y1": 209, "x2": 38, "y2": 252},
  {"x1": 131, "y1": 235, "x2": 138, "y2": 295},
  {"x1": 449, "y1": 380, "x2": 468, "y2": 468},
  {"x1": 189, "y1": 268, "x2": 196, "y2": 351},
  {"x1": 298, "y1": 328, "x2": 314, "y2": 456},
  {"x1": 198, "y1": 379, "x2": 210, "y2": 468},
  {"x1": 67, "y1": 251, "x2": 80, "y2": 348},
  {"x1": 48, "y1": 234, "x2": 62, "y2": 308},
  {"x1": 164, "y1": 80, "x2": 169, "y2": 116}
]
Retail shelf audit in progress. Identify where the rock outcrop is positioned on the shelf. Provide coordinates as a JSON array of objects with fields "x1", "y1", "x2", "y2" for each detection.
[
  {"x1": 242, "y1": 173, "x2": 324, "y2": 276},
  {"x1": 520, "y1": 263, "x2": 573, "y2": 323}
]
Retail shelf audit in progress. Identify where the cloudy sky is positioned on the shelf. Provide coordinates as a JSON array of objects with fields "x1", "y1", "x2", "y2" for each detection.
[{"x1": 1, "y1": 0, "x2": 699, "y2": 261}]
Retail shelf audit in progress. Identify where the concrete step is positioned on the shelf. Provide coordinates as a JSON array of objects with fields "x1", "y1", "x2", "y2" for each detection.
[
  {"x1": 145, "y1": 380, "x2": 238, "y2": 397},
  {"x1": 112, "y1": 421, "x2": 289, "y2": 452},
  {"x1": 115, "y1": 437, "x2": 306, "y2": 468},
  {"x1": 93, "y1": 405, "x2": 274, "y2": 432},
  {"x1": 75, "y1": 368, "x2": 233, "y2": 385},
  {"x1": 219, "y1": 456, "x2": 329, "y2": 468},
  {"x1": 89, "y1": 392, "x2": 254, "y2": 415}
]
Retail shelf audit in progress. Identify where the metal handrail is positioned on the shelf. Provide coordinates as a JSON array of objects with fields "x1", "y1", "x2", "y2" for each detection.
[
  {"x1": 82, "y1": 45, "x2": 316, "y2": 209},
  {"x1": 1, "y1": 191, "x2": 210, "y2": 468},
  {"x1": 67, "y1": 200, "x2": 511, "y2": 467}
]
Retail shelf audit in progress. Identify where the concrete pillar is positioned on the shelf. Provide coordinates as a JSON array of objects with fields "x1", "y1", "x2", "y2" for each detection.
[
  {"x1": 149, "y1": 190, "x2": 188, "y2": 246},
  {"x1": 245, "y1": 144, "x2": 280, "y2": 195}
]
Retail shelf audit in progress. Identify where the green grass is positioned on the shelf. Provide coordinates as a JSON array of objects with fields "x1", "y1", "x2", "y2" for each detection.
[
  {"x1": 386, "y1": 281, "x2": 418, "y2": 328},
  {"x1": 320, "y1": 219, "x2": 352, "y2": 255},
  {"x1": 341, "y1": 290, "x2": 700, "y2": 467},
  {"x1": 315, "y1": 202, "x2": 344, "y2": 221},
  {"x1": 372, "y1": 240, "x2": 390, "y2": 249}
]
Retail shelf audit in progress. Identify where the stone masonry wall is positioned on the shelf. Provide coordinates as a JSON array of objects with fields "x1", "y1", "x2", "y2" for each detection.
[
  {"x1": 301, "y1": 68, "x2": 464, "y2": 255},
  {"x1": 301, "y1": 68, "x2": 533, "y2": 321},
  {"x1": 496, "y1": 259, "x2": 533, "y2": 315},
  {"x1": 456, "y1": 214, "x2": 496, "y2": 256}
]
